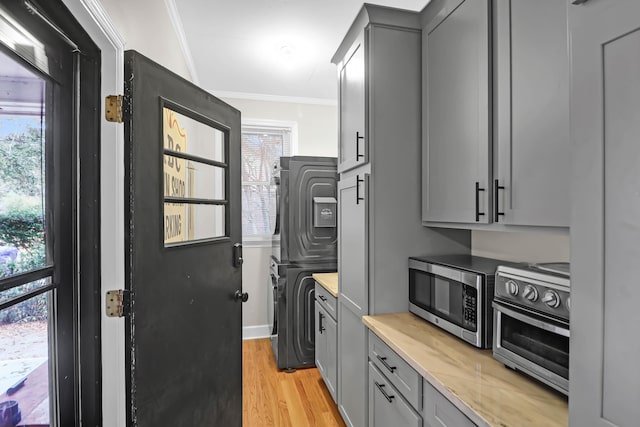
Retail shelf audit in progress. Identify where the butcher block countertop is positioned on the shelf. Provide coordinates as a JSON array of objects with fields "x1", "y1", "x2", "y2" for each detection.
[
  {"x1": 312, "y1": 272, "x2": 338, "y2": 298},
  {"x1": 363, "y1": 312, "x2": 568, "y2": 427}
]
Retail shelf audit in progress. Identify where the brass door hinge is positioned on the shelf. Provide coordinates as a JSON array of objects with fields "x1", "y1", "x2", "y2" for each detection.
[
  {"x1": 106, "y1": 289, "x2": 130, "y2": 317},
  {"x1": 105, "y1": 95, "x2": 123, "y2": 123}
]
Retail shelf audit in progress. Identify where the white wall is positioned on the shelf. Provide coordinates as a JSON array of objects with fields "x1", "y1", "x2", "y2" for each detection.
[
  {"x1": 100, "y1": 0, "x2": 192, "y2": 80},
  {"x1": 219, "y1": 97, "x2": 338, "y2": 335},
  {"x1": 472, "y1": 230, "x2": 570, "y2": 263},
  {"x1": 221, "y1": 97, "x2": 338, "y2": 157}
]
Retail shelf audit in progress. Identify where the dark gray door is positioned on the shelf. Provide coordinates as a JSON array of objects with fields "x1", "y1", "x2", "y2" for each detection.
[
  {"x1": 569, "y1": 1, "x2": 640, "y2": 426},
  {"x1": 123, "y1": 50, "x2": 243, "y2": 426}
]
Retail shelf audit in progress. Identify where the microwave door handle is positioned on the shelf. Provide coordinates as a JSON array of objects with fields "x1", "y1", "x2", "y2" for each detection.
[{"x1": 492, "y1": 302, "x2": 570, "y2": 337}]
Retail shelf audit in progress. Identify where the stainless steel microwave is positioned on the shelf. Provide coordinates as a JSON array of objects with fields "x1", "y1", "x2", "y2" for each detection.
[{"x1": 409, "y1": 255, "x2": 517, "y2": 348}]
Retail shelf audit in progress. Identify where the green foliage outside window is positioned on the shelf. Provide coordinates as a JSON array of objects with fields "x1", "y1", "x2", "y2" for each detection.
[{"x1": 0, "y1": 118, "x2": 47, "y2": 323}]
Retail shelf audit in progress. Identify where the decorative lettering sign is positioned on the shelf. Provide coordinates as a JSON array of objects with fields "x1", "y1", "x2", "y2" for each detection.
[{"x1": 163, "y1": 108, "x2": 188, "y2": 244}]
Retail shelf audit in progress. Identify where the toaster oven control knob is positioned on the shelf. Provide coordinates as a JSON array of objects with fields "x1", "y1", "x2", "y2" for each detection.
[
  {"x1": 523, "y1": 285, "x2": 538, "y2": 302},
  {"x1": 542, "y1": 290, "x2": 561, "y2": 308},
  {"x1": 506, "y1": 280, "x2": 519, "y2": 296}
]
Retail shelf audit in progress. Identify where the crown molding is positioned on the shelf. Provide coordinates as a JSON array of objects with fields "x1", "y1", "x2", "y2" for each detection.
[
  {"x1": 211, "y1": 90, "x2": 337, "y2": 106},
  {"x1": 81, "y1": 0, "x2": 125, "y2": 50},
  {"x1": 163, "y1": 0, "x2": 199, "y2": 84}
]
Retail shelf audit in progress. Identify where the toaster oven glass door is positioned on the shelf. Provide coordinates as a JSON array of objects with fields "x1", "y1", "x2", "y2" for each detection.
[
  {"x1": 495, "y1": 302, "x2": 570, "y2": 380},
  {"x1": 409, "y1": 268, "x2": 477, "y2": 332}
]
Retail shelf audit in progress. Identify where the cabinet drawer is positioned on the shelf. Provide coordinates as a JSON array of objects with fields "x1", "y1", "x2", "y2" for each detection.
[
  {"x1": 369, "y1": 331, "x2": 422, "y2": 410},
  {"x1": 369, "y1": 362, "x2": 422, "y2": 427},
  {"x1": 423, "y1": 380, "x2": 476, "y2": 427},
  {"x1": 315, "y1": 282, "x2": 337, "y2": 319}
]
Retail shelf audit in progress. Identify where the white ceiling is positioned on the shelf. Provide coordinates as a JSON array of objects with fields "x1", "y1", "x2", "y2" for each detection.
[{"x1": 171, "y1": 0, "x2": 429, "y2": 104}]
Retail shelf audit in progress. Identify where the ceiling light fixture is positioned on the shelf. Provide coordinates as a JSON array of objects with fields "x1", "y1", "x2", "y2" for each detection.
[{"x1": 279, "y1": 44, "x2": 295, "y2": 59}]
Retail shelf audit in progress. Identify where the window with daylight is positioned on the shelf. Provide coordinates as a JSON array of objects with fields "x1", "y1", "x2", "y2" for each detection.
[{"x1": 241, "y1": 121, "x2": 295, "y2": 244}]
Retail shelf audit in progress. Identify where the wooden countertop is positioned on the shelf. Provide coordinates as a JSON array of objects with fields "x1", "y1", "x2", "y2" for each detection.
[
  {"x1": 363, "y1": 312, "x2": 568, "y2": 427},
  {"x1": 312, "y1": 272, "x2": 338, "y2": 298}
]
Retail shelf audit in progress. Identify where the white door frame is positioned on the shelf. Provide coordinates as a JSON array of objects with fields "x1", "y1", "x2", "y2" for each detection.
[{"x1": 60, "y1": 1, "x2": 126, "y2": 425}]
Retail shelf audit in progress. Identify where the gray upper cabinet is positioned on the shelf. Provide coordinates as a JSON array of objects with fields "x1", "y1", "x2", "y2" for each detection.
[
  {"x1": 422, "y1": 0, "x2": 491, "y2": 224},
  {"x1": 569, "y1": 1, "x2": 640, "y2": 426},
  {"x1": 422, "y1": 0, "x2": 571, "y2": 228},
  {"x1": 494, "y1": 0, "x2": 570, "y2": 227},
  {"x1": 338, "y1": 33, "x2": 366, "y2": 174}
]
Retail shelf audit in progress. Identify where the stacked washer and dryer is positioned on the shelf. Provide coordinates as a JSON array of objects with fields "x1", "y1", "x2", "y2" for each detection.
[{"x1": 268, "y1": 156, "x2": 338, "y2": 371}]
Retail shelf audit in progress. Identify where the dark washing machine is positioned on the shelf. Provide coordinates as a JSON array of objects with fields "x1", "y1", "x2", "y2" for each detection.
[
  {"x1": 269, "y1": 259, "x2": 337, "y2": 370},
  {"x1": 268, "y1": 156, "x2": 338, "y2": 370}
]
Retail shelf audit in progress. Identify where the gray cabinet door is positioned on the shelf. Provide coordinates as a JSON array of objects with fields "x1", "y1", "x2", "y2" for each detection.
[
  {"x1": 316, "y1": 302, "x2": 337, "y2": 402},
  {"x1": 338, "y1": 32, "x2": 367, "y2": 174},
  {"x1": 569, "y1": 1, "x2": 640, "y2": 426},
  {"x1": 338, "y1": 302, "x2": 368, "y2": 427},
  {"x1": 423, "y1": 380, "x2": 476, "y2": 427},
  {"x1": 325, "y1": 307, "x2": 338, "y2": 402},
  {"x1": 315, "y1": 301, "x2": 328, "y2": 379},
  {"x1": 423, "y1": 0, "x2": 491, "y2": 224},
  {"x1": 338, "y1": 174, "x2": 369, "y2": 316},
  {"x1": 369, "y1": 363, "x2": 422, "y2": 427},
  {"x1": 494, "y1": 0, "x2": 570, "y2": 226}
]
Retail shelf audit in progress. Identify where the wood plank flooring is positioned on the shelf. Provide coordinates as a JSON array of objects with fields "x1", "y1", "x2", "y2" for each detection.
[{"x1": 243, "y1": 338, "x2": 346, "y2": 427}]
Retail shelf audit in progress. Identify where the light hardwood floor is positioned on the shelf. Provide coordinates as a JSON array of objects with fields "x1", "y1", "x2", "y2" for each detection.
[{"x1": 243, "y1": 338, "x2": 346, "y2": 427}]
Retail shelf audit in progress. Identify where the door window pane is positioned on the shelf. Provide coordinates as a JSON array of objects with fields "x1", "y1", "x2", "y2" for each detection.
[
  {"x1": 164, "y1": 156, "x2": 225, "y2": 200},
  {"x1": 0, "y1": 48, "x2": 51, "y2": 427},
  {"x1": 0, "y1": 290, "x2": 51, "y2": 426},
  {"x1": 162, "y1": 106, "x2": 228, "y2": 246},
  {"x1": 163, "y1": 107, "x2": 225, "y2": 162},
  {"x1": 164, "y1": 203, "x2": 225, "y2": 244},
  {"x1": 0, "y1": 49, "x2": 47, "y2": 279}
]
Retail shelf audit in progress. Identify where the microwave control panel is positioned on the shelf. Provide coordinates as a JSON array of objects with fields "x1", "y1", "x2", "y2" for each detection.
[{"x1": 462, "y1": 286, "x2": 477, "y2": 331}]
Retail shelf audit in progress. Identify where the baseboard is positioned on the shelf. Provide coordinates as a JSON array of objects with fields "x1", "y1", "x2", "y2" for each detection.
[{"x1": 243, "y1": 324, "x2": 270, "y2": 340}]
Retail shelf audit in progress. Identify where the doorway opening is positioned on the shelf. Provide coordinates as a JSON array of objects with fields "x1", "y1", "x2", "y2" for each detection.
[{"x1": 0, "y1": 0, "x2": 101, "y2": 425}]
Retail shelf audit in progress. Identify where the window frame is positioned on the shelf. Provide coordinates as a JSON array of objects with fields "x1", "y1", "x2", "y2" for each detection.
[{"x1": 241, "y1": 118, "x2": 297, "y2": 247}]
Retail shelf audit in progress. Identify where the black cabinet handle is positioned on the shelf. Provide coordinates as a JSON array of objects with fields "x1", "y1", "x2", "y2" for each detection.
[
  {"x1": 494, "y1": 179, "x2": 505, "y2": 222},
  {"x1": 374, "y1": 381, "x2": 395, "y2": 403},
  {"x1": 319, "y1": 312, "x2": 325, "y2": 333},
  {"x1": 356, "y1": 175, "x2": 365, "y2": 205},
  {"x1": 475, "y1": 182, "x2": 486, "y2": 222},
  {"x1": 318, "y1": 295, "x2": 327, "y2": 302},
  {"x1": 376, "y1": 354, "x2": 396, "y2": 373},
  {"x1": 572, "y1": 0, "x2": 589, "y2": 4},
  {"x1": 356, "y1": 131, "x2": 364, "y2": 160}
]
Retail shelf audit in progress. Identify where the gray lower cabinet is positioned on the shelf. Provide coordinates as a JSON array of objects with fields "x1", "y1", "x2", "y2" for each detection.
[
  {"x1": 367, "y1": 331, "x2": 476, "y2": 427},
  {"x1": 369, "y1": 363, "x2": 421, "y2": 427},
  {"x1": 568, "y1": 1, "x2": 640, "y2": 426},
  {"x1": 423, "y1": 381, "x2": 475, "y2": 427},
  {"x1": 315, "y1": 283, "x2": 337, "y2": 402},
  {"x1": 338, "y1": 302, "x2": 368, "y2": 427},
  {"x1": 422, "y1": 0, "x2": 571, "y2": 228},
  {"x1": 368, "y1": 331, "x2": 422, "y2": 427}
]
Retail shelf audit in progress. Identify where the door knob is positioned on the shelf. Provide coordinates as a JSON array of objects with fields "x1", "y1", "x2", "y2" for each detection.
[{"x1": 234, "y1": 290, "x2": 249, "y2": 303}]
